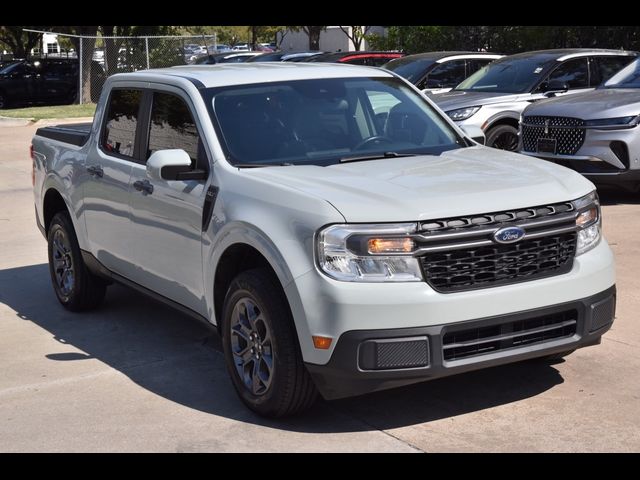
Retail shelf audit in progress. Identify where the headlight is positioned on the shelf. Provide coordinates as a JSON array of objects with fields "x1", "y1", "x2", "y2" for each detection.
[
  {"x1": 573, "y1": 191, "x2": 601, "y2": 256},
  {"x1": 584, "y1": 115, "x2": 639, "y2": 128},
  {"x1": 316, "y1": 223, "x2": 423, "y2": 282},
  {"x1": 446, "y1": 106, "x2": 480, "y2": 121}
]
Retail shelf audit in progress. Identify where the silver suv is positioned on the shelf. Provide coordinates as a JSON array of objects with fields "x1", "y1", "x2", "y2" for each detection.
[
  {"x1": 519, "y1": 57, "x2": 640, "y2": 191},
  {"x1": 431, "y1": 49, "x2": 637, "y2": 150}
]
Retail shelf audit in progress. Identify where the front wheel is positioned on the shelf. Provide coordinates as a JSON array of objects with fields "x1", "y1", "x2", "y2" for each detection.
[
  {"x1": 47, "y1": 212, "x2": 107, "y2": 311},
  {"x1": 486, "y1": 124, "x2": 519, "y2": 151},
  {"x1": 221, "y1": 268, "x2": 317, "y2": 417}
]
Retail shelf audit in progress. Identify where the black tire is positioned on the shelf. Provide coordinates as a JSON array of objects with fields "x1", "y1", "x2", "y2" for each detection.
[
  {"x1": 0, "y1": 90, "x2": 9, "y2": 109},
  {"x1": 47, "y1": 211, "x2": 107, "y2": 311},
  {"x1": 486, "y1": 124, "x2": 519, "y2": 151},
  {"x1": 221, "y1": 268, "x2": 318, "y2": 417},
  {"x1": 541, "y1": 349, "x2": 576, "y2": 362}
]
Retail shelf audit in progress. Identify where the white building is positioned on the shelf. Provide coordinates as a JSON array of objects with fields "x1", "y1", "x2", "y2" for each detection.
[{"x1": 277, "y1": 26, "x2": 387, "y2": 52}]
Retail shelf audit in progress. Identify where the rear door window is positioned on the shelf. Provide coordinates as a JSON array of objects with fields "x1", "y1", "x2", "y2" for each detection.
[
  {"x1": 102, "y1": 89, "x2": 143, "y2": 159},
  {"x1": 591, "y1": 56, "x2": 635, "y2": 85}
]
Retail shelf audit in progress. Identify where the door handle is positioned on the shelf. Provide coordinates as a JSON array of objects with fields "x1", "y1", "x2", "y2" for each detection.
[
  {"x1": 86, "y1": 165, "x2": 103, "y2": 178},
  {"x1": 133, "y1": 179, "x2": 154, "y2": 195}
]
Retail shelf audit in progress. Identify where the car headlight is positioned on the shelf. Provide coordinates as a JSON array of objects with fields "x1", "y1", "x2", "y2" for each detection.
[
  {"x1": 446, "y1": 106, "x2": 481, "y2": 121},
  {"x1": 584, "y1": 115, "x2": 639, "y2": 128},
  {"x1": 573, "y1": 191, "x2": 601, "y2": 256},
  {"x1": 316, "y1": 223, "x2": 423, "y2": 282}
]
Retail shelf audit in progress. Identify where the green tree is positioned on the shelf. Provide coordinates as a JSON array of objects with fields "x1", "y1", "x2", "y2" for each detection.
[
  {"x1": 338, "y1": 26, "x2": 371, "y2": 51},
  {"x1": 0, "y1": 26, "x2": 46, "y2": 57},
  {"x1": 289, "y1": 26, "x2": 327, "y2": 50}
]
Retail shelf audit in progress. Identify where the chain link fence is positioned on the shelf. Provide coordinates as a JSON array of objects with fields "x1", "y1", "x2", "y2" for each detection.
[
  {"x1": 81, "y1": 35, "x2": 218, "y2": 103},
  {"x1": 24, "y1": 30, "x2": 219, "y2": 104}
]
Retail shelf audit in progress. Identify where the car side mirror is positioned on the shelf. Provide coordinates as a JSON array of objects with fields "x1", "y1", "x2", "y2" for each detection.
[
  {"x1": 460, "y1": 125, "x2": 486, "y2": 145},
  {"x1": 146, "y1": 149, "x2": 206, "y2": 181},
  {"x1": 541, "y1": 79, "x2": 569, "y2": 96}
]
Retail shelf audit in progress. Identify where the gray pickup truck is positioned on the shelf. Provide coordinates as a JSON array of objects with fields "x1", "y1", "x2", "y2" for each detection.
[{"x1": 31, "y1": 63, "x2": 616, "y2": 417}]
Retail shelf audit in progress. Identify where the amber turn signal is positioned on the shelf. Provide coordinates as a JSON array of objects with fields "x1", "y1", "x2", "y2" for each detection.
[
  {"x1": 312, "y1": 336, "x2": 333, "y2": 350},
  {"x1": 368, "y1": 237, "x2": 415, "y2": 254}
]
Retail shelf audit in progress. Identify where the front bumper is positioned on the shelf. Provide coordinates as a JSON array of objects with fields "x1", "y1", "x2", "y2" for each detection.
[
  {"x1": 519, "y1": 124, "x2": 640, "y2": 187},
  {"x1": 306, "y1": 286, "x2": 616, "y2": 400}
]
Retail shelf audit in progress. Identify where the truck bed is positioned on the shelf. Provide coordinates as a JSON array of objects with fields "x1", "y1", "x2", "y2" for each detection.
[{"x1": 35, "y1": 122, "x2": 92, "y2": 147}]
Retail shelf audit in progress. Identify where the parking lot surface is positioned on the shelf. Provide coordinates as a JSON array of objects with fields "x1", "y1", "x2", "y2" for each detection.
[{"x1": 1, "y1": 123, "x2": 639, "y2": 452}]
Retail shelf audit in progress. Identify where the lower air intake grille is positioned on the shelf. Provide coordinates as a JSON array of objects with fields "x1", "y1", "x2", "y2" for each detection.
[{"x1": 442, "y1": 310, "x2": 578, "y2": 362}]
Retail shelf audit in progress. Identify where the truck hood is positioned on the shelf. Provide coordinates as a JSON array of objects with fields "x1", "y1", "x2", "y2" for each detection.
[
  {"x1": 431, "y1": 90, "x2": 523, "y2": 112},
  {"x1": 247, "y1": 147, "x2": 594, "y2": 223},
  {"x1": 523, "y1": 88, "x2": 640, "y2": 119}
]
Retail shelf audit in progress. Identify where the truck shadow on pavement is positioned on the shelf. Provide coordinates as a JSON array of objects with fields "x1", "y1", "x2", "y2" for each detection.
[{"x1": 0, "y1": 263, "x2": 565, "y2": 433}]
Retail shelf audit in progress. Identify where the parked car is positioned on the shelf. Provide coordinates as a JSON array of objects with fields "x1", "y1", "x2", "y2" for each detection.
[
  {"x1": 431, "y1": 49, "x2": 637, "y2": 150},
  {"x1": 518, "y1": 56, "x2": 640, "y2": 191},
  {"x1": 32, "y1": 63, "x2": 615, "y2": 417},
  {"x1": 0, "y1": 58, "x2": 105, "y2": 109},
  {"x1": 305, "y1": 51, "x2": 405, "y2": 67},
  {"x1": 247, "y1": 51, "x2": 325, "y2": 62},
  {"x1": 194, "y1": 52, "x2": 262, "y2": 64},
  {"x1": 383, "y1": 51, "x2": 503, "y2": 94},
  {"x1": 232, "y1": 44, "x2": 249, "y2": 51}
]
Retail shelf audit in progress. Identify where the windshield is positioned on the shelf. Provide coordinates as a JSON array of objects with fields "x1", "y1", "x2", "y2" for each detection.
[
  {"x1": 206, "y1": 77, "x2": 464, "y2": 167},
  {"x1": 384, "y1": 57, "x2": 436, "y2": 83},
  {"x1": 603, "y1": 58, "x2": 640, "y2": 88},
  {"x1": 0, "y1": 61, "x2": 22, "y2": 74},
  {"x1": 455, "y1": 55, "x2": 553, "y2": 93}
]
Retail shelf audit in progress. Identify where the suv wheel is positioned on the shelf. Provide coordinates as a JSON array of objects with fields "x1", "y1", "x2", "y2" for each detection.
[
  {"x1": 0, "y1": 91, "x2": 8, "y2": 109},
  {"x1": 486, "y1": 124, "x2": 519, "y2": 151},
  {"x1": 47, "y1": 212, "x2": 107, "y2": 311},
  {"x1": 222, "y1": 268, "x2": 317, "y2": 417}
]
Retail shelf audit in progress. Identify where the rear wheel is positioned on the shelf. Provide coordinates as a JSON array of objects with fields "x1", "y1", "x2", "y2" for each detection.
[
  {"x1": 47, "y1": 212, "x2": 107, "y2": 311},
  {"x1": 221, "y1": 268, "x2": 317, "y2": 417},
  {"x1": 0, "y1": 91, "x2": 9, "y2": 109},
  {"x1": 486, "y1": 124, "x2": 519, "y2": 151}
]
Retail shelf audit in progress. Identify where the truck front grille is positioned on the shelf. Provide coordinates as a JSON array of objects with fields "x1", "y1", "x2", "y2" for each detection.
[
  {"x1": 522, "y1": 116, "x2": 586, "y2": 155},
  {"x1": 416, "y1": 202, "x2": 577, "y2": 293},
  {"x1": 442, "y1": 309, "x2": 578, "y2": 361}
]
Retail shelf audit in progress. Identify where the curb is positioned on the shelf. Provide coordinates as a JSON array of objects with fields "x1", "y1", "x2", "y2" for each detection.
[
  {"x1": 0, "y1": 116, "x2": 35, "y2": 127},
  {"x1": 0, "y1": 116, "x2": 94, "y2": 127}
]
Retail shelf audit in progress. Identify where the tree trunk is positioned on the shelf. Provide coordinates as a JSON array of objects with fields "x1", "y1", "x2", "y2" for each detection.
[{"x1": 307, "y1": 27, "x2": 322, "y2": 50}]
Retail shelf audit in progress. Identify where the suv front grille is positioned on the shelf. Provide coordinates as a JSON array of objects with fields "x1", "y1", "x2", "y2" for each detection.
[
  {"x1": 416, "y1": 202, "x2": 577, "y2": 293},
  {"x1": 522, "y1": 116, "x2": 586, "y2": 155},
  {"x1": 442, "y1": 309, "x2": 578, "y2": 361},
  {"x1": 420, "y1": 233, "x2": 576, "y2": 292}
]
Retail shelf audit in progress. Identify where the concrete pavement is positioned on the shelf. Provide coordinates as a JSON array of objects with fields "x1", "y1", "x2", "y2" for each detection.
[{"x1": 1, "y1": 123, "x2": 639, "y2": 452}]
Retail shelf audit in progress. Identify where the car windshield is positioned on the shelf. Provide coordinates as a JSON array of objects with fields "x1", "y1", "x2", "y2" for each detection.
[
  {"x1": 384, "y1": 58, "x2": 436, "y2": 83},
  {"x1": 0, "y1": 61, "x2": 22, "y2": 74},
  {"x1": 455, "y1": 55, "x2": 553, "y2": 93},
  {"x1": 603, "y1": 58, "x2": 640, "y2": 88},
  {"x1": 206, "y1": 77, "x2": 464, "y2": 167}
]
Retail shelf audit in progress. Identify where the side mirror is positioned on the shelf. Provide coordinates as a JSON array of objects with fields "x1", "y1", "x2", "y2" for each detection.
[
  {"x1": 146, "y1": 149, "x2": 206, "y2": 181},
  {"x1": 542, "y1": 79, "x2": 569, "y2": 95},
  {"x1": 460, "y1": 125, "x2": 486, "y2": 145}
]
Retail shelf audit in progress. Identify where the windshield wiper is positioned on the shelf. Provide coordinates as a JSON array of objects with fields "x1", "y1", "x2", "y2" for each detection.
[
  {"x1": 339, "y1": 152, "x2": 417, "y2": 164},
  {"x1": 234, "y1": 162, "x2": 294, "y2": 168}
]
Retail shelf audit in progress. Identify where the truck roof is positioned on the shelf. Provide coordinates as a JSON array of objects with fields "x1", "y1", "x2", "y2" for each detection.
[{"x1": 112, "y1": 63, "x2": 395, "y2": 89}]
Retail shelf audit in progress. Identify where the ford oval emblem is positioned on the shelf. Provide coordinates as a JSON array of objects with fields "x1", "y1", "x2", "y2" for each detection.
[{"x1": 493, "y1": 226, "x2": 526, "y2": 244}]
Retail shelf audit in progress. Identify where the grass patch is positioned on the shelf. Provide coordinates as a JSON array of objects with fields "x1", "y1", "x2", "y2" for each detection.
[{"x1": 0, "y1": 103, "x2": 96, "y2": 120}]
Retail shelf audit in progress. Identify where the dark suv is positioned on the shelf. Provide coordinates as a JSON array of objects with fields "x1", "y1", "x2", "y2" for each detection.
[{"x1": 0, "y1": 58, "x2": 105, "y2": 109}]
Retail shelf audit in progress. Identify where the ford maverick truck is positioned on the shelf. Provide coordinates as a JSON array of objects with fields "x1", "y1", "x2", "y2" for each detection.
[{"x1": 31, "y1": 63, "x2": 616, "y2": 417}]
